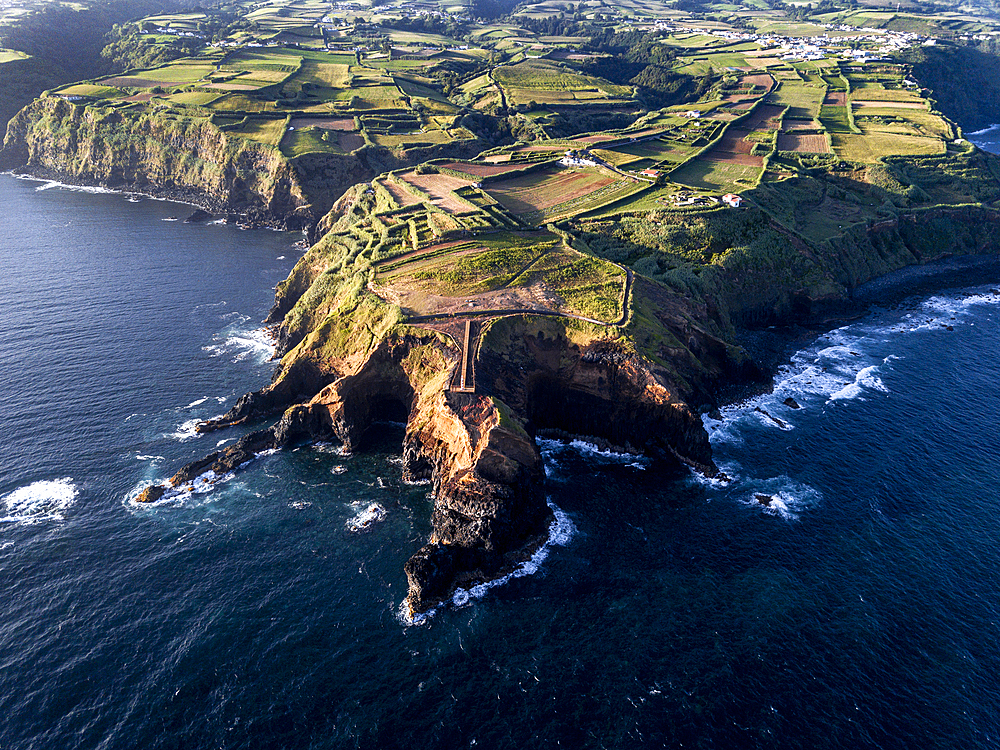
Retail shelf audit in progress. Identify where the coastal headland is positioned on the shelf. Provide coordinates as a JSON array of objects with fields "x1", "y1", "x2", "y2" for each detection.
[{"x1": 6, "y1": 0, "x2": 1000, "y2": 613}]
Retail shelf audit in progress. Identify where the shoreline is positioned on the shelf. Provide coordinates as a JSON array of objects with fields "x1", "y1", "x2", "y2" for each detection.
[{"x1": 2, "y1": 167, "x2": 305, "y2": 233}]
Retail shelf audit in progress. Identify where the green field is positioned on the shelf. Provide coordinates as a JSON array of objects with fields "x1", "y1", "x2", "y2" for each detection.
[
  {"x1": 673, "y1": 51, "x2": 752, "y2": 75},
  {"x1": 819, "y1": 105, "x2": 853, "y2": 134},
  {"x1": 165, "y1": 90, "x2": 221, "y2": 106},
  {"x1": 671, "y1": 158, "x2": 761, "y2": 192},
  {"x1": 229, "y1": 116, "x2": 288, "y2": 146},
  {"x1": 767, "y1": 81, "x2": 825, "y2": 120},
  {"x1": 831, "y1": 131, "x2": 945, "y2": 160},
  {"x1": 493, "y1": 59, "x2": 632, "y2": 107}
]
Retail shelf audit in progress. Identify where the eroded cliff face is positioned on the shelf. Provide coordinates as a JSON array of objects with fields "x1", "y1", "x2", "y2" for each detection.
[
  {"x1": 137, "y1": 323, "x2": 554, "y2": 616},
  {"x1": 2, "y1": 96, "x2": 313, "y2": 227},
  {"x1": 137, "y1": 305, "x2": 740, "y2": 614}
]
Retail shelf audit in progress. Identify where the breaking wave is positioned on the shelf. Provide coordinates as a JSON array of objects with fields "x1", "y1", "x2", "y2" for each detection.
[{"x1": 399, "y1": 499, "x2": 576, "y2": 626}]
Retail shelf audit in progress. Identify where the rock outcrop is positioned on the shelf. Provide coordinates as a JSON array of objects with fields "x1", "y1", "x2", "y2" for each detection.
[{"x1": 137, "y1": 327, "x2": 557, "y2": 616}]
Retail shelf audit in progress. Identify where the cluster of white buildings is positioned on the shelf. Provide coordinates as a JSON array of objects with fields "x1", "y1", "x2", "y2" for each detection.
[
  {"x1": 141, "y1": 26, "x2": 205, "y2": 39},
  {"x1": 646, "y1": 21, "x2": 933, "y2": 63}
]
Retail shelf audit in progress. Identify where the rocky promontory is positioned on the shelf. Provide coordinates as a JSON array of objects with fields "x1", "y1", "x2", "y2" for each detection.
[{"x1": 131, "y1": 138, "x2": 1000, "y2": 616}]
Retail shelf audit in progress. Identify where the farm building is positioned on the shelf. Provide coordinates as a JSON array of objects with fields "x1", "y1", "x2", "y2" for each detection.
[{"x1": 722, "y1": 193, "x2": 743, "y2": 208}]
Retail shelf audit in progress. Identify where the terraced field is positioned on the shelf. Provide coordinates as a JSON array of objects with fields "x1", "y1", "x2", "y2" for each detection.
[
  {"x1": 777, "y1": 131, "x2": 830, "y2": 153},
  {"x1": 485, "y1": 165, "x2": 642, "y2": 224}
]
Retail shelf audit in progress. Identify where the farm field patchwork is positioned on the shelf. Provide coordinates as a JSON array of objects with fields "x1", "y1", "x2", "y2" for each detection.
[{"x1": 398, "y1": 171, "x2": 478, "y2": 213}]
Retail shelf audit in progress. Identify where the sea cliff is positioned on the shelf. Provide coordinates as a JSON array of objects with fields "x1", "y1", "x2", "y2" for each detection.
[
  {"x1": 0, "y1": 96, "x2": 486, "y2": 231},
  {"x1": 1, "y1": 96, "x2": 316, "y2": 228}
]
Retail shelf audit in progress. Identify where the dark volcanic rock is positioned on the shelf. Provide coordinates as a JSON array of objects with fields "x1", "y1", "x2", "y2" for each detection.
[
  {"x1": 783, "y1": 396, "x2": 802, "y2": 409},
  {"x1": 184, "y1": 209, "x2": 211, "y2": 224}
]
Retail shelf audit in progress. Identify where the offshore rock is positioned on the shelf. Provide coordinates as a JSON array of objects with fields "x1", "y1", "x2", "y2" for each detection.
[{"x1": 184, "y1": 209, "x2": 211, "y2": 224}]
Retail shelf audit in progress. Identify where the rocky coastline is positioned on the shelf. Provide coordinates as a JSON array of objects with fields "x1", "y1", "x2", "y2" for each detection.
[
  {"x1": 12, "y1": 94, "x2": 1000, "y2": 615},
  {"x1": 2, "y1": 163, "x2": 309, "y2": 231},
  {"x1": 130, "y1": 195, "x2": 1000, "y2": 616}
]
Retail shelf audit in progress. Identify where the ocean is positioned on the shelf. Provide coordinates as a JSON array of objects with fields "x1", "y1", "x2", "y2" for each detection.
[{"x1": 3, "y1": 168, "x2": 1000, "y2": 749}]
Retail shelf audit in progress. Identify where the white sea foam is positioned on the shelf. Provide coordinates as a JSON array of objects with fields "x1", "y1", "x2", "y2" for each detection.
[
  {"x1": 967, "y1": 123, "x2": 1000, "y2": 137},
  {"x1": 741, "y1": 477, "x2": 822, "y2": 520},
  {"x1": 2, "y1": 478, "x2": 78, "y2": 524},
  {"x1": 538, "y1": 437, "x2": 649, "y2": 467},
  {"x1": 33, "y1": 180, "x2": 117, "y2": 194},
  {"x1": 313, "y1": 441, "x2": 351, "y2": 456},
  {"x1": 135, "y1": 454, "x2": 164, "y2": 462},
  {"x1": 828, "y1": 365, "x2": 889, "y2": 402},
  {"x1": 346, "y1": 502, "x2": 387, "y2": 532},
  {"x1": 399, "y1": 499, "x2": 575, "y2": 627},
  {"x1": 168, "y1": 418, "x2": 202, "y2": 442},
  {"x1": 127, "y1": 448, "x2": 277, "y2": 509},
  {"x1": 203, "y1": 324, "x2": 275, "y2": 364},
  {"x1": 186, "y1": 397, "x2": 209, "y2": 408}
]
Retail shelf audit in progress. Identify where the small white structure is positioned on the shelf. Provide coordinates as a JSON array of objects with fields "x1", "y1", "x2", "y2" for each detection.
[{"x1": 722, "y1": 193, "x2": 743, "y2": 208}]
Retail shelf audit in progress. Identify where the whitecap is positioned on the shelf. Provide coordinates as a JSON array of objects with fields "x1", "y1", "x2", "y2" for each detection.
[
  {"x1": 186, "y1": 397, "x2": 208, "y2": 408},
  {"x1": 967, "y1": 123, "x2": 1000, "y2": 137},
  {"x1": 313, "y1": 441, "x2": 351, "y2": 456},
  {"x1": 203, "y1": 326, "x2": 275, "y2": 364},
  {"x1": 829, "y1": 365, "x2": 888, "y2": 402},
  {"x1": 538, "y1": 437, "x2": 648, "y2": 466},
  {"x1": 2, "y1": 478, "x2": 78, "y2": 524}
]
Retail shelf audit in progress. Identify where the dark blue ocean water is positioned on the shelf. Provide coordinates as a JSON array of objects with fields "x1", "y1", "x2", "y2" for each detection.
[{"x1": 4, "y1": 172, "x2": 1000, "y2": 749}]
